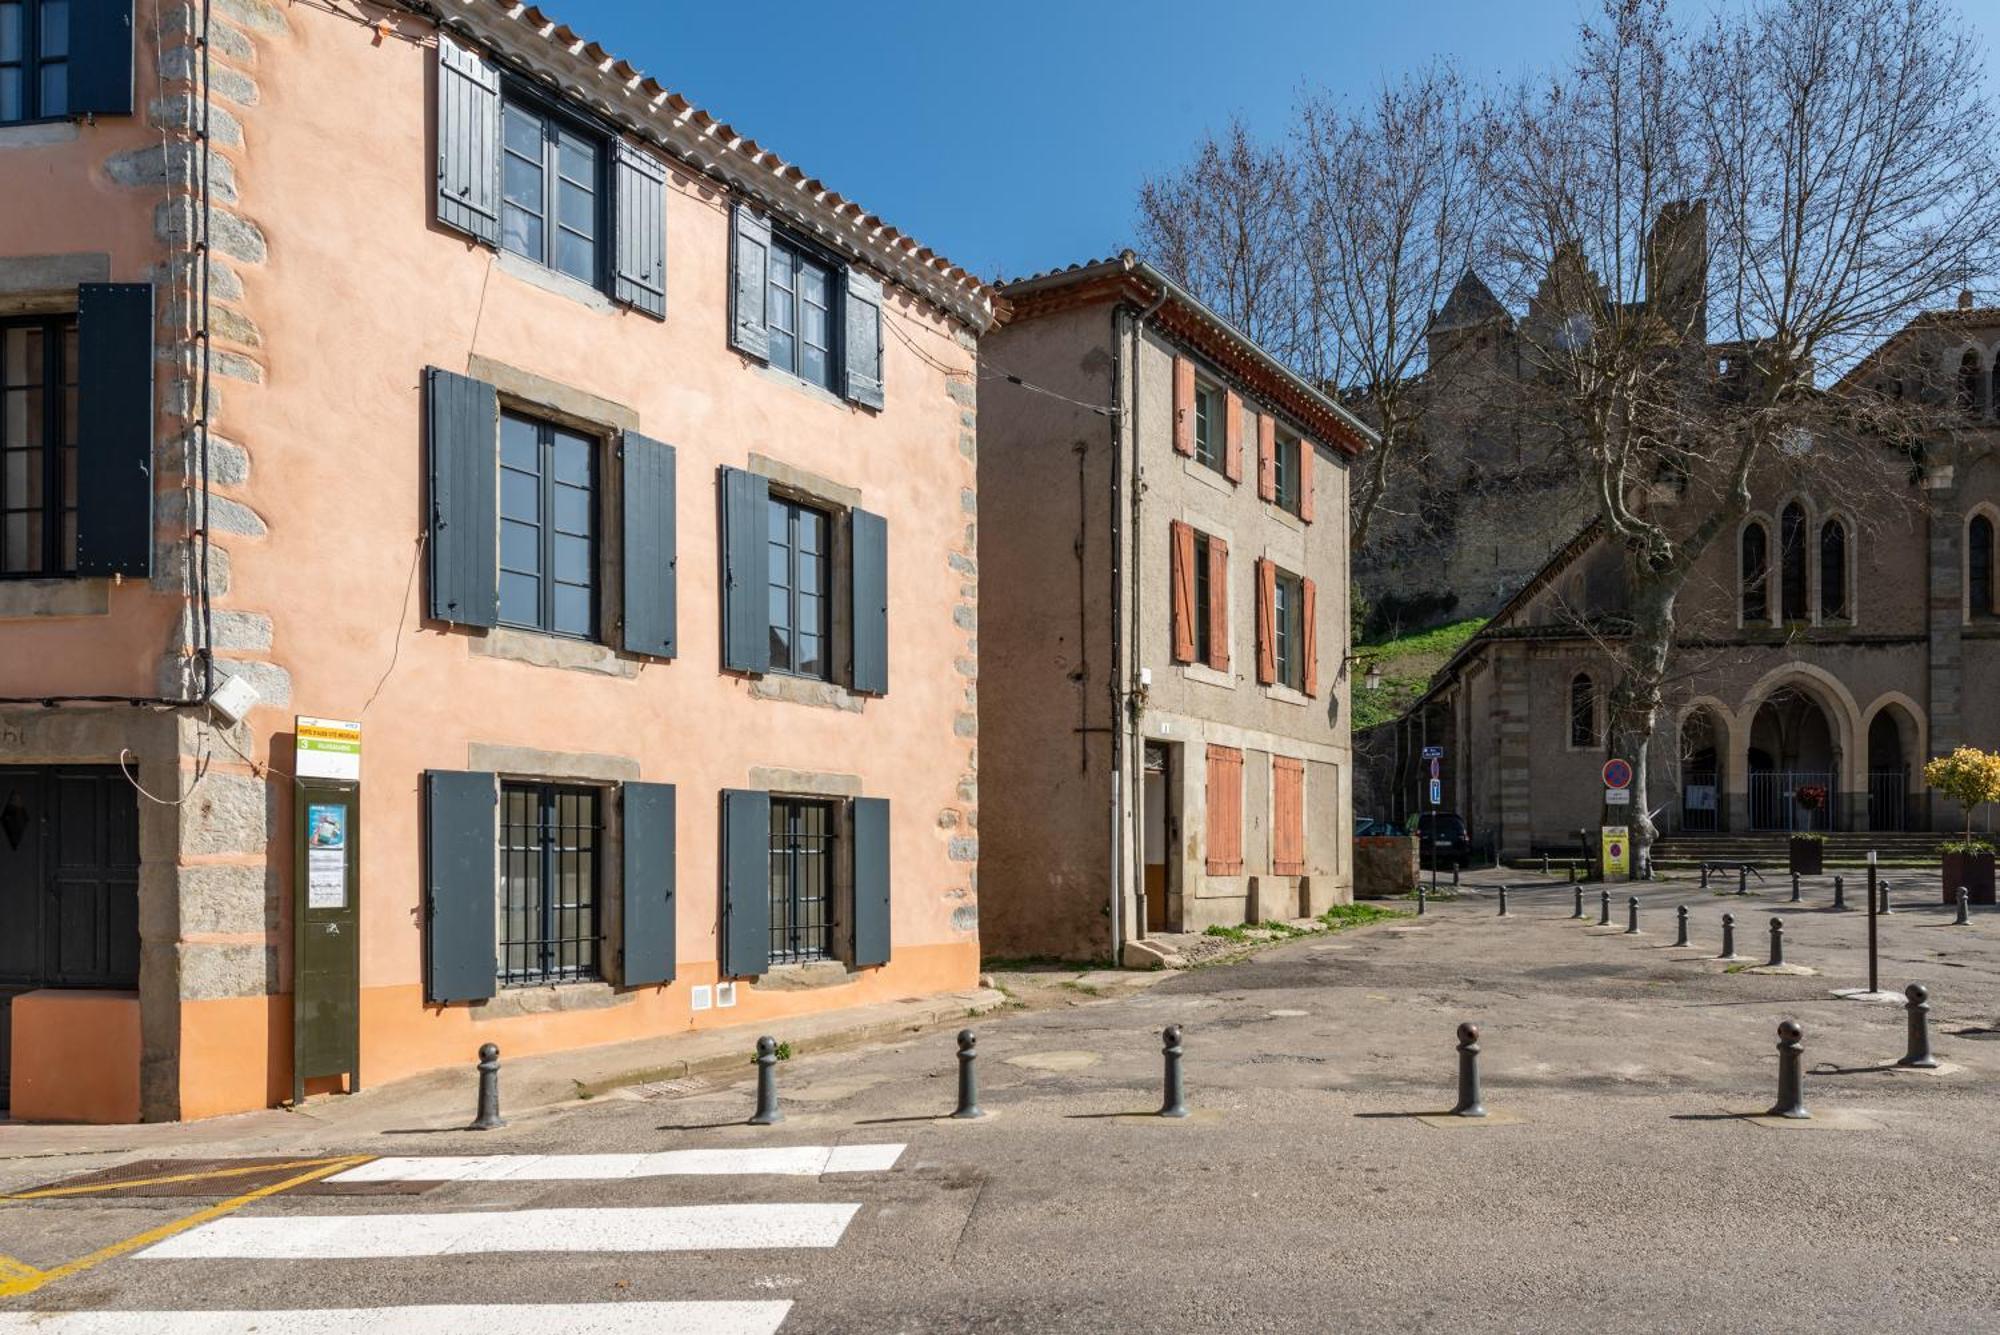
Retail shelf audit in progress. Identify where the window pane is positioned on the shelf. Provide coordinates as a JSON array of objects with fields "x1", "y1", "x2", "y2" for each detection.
[
  {"x1": 0, "y1": 68, "x2": 19, "y2": 123},
  {"x1": 767, "y1": 582, "x2": 790, "y2": 634},
  {"x1": 3, "y1": 445, "x2": 39, "y2": 499},
  {"x1": 556, "y1": 129, "x2": 595, "y2": 188},
  {"x1": 500, "y1": 467, "x2": 540, "y2": 523},
  {"x1": 797, "y1": 633, "x2": 822, "y2": 680},
  {"x1": 501, "y1": 204, "x2": 544, "y2": 264},
  {"x1": 500, "y1": 571, "x2": 540, "y2": 625},
  {"x1": 500, "y1": 518, "x2": 537, "y2": 572},
  {"x1": 552, "y1": 481, "x2": 590, "y2": 535},
  {"x1": 4, "y1": 512, "x2": 39, "y2": 572},
  {"x1": 552, "y1": 532, "x2": 590, "y2": 584},
  {"x1": 500, "y1": 414, "x2": 537, "y2": 470},
  {"x1": 555, "y1": 229, "x2": 594, "y2": 283},
  {"x1": 502, "y1": 151, "x2": 544, "y2": 211},
  {"x1": 37, "y1": 58, "x2": 60, "y2": 114},
  {"x1": 552, "y1": 583, "x2": 591, "y2": 637},
  {"x1": 502, "y1": 103, "x2": 541, "y2": 159},
  {"x1": 37, "y1": 0, "x2": 62, "y2": 57},
  {"x1": 0, "y1": 4, "x2": 21, "y2": 62},
  {"x1": 550, "y1": 430, "x2": 589, "y2": 486},
  {"x1": 6, "y1": 325, "x2": 41, "y2": 383},
  {"x1": 4, "y1": 388, "x2": 40, "y2": 443}
]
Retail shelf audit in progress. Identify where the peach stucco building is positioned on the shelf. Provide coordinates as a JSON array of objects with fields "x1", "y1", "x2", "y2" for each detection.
[{"x1": 0, "y1": 0, "x2": 992, "y2": 1121}]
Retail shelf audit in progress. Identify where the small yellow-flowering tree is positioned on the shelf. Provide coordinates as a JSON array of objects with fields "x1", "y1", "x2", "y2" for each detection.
[{"x1": 1923, "y1": 747, "x2": 2000, "y2": 845}]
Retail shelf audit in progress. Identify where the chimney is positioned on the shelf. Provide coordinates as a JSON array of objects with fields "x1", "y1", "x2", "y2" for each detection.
[{"x1": 1959, "y1": 289, "x2": 1976, "y2": 310}]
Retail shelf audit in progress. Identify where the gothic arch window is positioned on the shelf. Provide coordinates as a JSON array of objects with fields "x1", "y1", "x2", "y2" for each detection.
[
  {"x1": 1780, "y1": 501, "x2": 1809, "y2": 623},
  {"x1": 1570, "y1": 672, "x2": 1598, "y2": 748},
  {"x1": 1741, "y1": 520, "x2": 1770, "y2": 624},
  {"x1": 1959, "y1": 349, "x2": 1985, "y2": 415},
  {"x1": 1819, "y1": 517, "x2": 1850, "y2": 622},
  {"x1": 1970, "y1": 512, "x2": 1996, "y2": 620}
]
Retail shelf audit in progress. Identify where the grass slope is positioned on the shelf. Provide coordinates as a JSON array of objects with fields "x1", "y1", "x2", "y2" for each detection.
[{"x1": 1351, "y1": 617, "x2": 1487, "y2": 731}]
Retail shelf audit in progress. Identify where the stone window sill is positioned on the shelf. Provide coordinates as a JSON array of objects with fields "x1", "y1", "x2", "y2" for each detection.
[
  {"x1": 470, "y1": 625, "x2": 639, "y2": 677},
  {"x1": 752, "y1": 359, "x2": 863, "y2": 413},
  {"x1": 750, "y1": 672, "x2": 864, "y2": 712},
  {"x1": 0, "y1": 120, "x2": 79, "y2": 148},
  {"x1": 474, "y1": 980, "x2": 632, "y2": 1020},
  {"x1": 1181, "y1": 457, "x2": 1236, "y2": 494},
  {"x1": 0, "y1": 577, "x2": 109, "y2": 619},
  {"x1": 494, "y1": 248, "x2": 617, "y2": 314},
  {"x1": 1183, "y1": 662, "x2": 1235, "y2": 689},
  {"x1": 756, "y1": 959, "x2": 861, "y2": 991},
  {"x1": 1263, "y1": 683, "x2": 1310, "y2": 707}
]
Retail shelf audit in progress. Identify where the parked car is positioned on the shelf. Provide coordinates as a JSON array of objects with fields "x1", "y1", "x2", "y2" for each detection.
[
  {"x1": 1354, "y1": 816, "x2": 1398, "y2": 837},
  {"x1": 1411, "y1": 812, "x2": 1474, "y2": 869}
]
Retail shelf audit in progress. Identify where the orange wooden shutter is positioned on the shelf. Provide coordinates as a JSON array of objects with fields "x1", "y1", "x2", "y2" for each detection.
[
  {"x1": 1255, "y1": 557, "x2": 1277, "y2": 685},
  {"x1": 1207, "y1": 535, "x2": 1230, "y2": 672},
  {"x1": 1205, "y1": 744, "x2": 1244, "y2": 875},
  {"x1": 1302, "y1": 576, "x2": 1320, "y2": 696},
  {"x1": 1170, "y1": 520, "x2": 1197, "y2": 662},
  {"x1": 1224, "y1": 392, "x2": 1244, "y2": 482},
  {"x1": 1272, "y1": 756, "x2": 1305, "y2": 875},
  {"x1": 1299, "y1": 438, "x2": 1315, "y2": 523},
  {"x1": 1173, "y1": 356, "x2": 1195, "y2": 457},
  {"x1": 1257, "y1": 414, "x2": 1277, "y2": 502}
]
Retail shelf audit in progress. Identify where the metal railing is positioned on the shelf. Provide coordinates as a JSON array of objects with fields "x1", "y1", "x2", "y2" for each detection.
[
  {"x1": 1748, "y1": 771, "x2": 1836, "y2": 832},
  {"x1": 1680, "y1": 771, "x2": 1720, "y2": 832},
  {"x1": 1867, "y1": 771, "x2": 1909, "y2": 832}
]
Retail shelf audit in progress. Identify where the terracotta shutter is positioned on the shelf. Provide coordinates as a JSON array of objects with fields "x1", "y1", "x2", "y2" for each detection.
[
  {"x1": 1170, "y1": 520, "x2": 1197, "y2": 662},
  {"x1": 1302, "y1": 577, "x2": 1320, "y2": 696},
  {"x1": 1224, "y1": 392, "x2": 1244, "y2": 482},
  {"x1": 1173, "y1": 356, "x2": 1196, "y2": 457},
  {"x1": 1300, "y1": 438, "x2": 1316, "y2": 523},
  {"x1": 1205, "y1": 744, "x2": 1245, "y2": 875},
  {"x1": 1207, "y1": 536, "x2": 1230, "y2": 672},
  {"x1": 1255, "y1": 558, "x2": 1277, "y2": 685},
  {"x1": 1257, "y1": 414, "x2": 1277, "y2": 502},
  {"x1": 1272, "y1": 756, "x2": 1306, "y2": 876}
]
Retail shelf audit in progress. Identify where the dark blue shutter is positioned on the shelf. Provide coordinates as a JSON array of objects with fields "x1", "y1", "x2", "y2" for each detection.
[
  {"x1": 68, "y1": 0, "x2": 134, "y2": 117},
  {"x1": 424, "y1": 770, "x2": 497, "y2": 1004},
  {"x1": 851, "y1": 508, "x2": 888, "y2": 695},
  {"x1": 852, "y1": 797, "x2": 891, "y2": 968},
  {"x1": 721, "y1": 788, "x2": 771, "y2": 979},
  {"x1": 426, "y1": 366, "x2": 498, "y2": 628},
  {"x1": 729, "y1": 204, "x2": 772, "y2": 360},
  {"x1": 622, "y1": 782, "x2": 677, "y2": 988},
  {"x1": 436, "y1": 34, "x2": 500, "y2": 245},
  {"x1": 621, "y1": 432, "x2": 676, "y2": 658},
  {"x1": 74, "y1": 283, "x2": 154, "y2": 578},
  {"x1": 612, "y1": 141, "x2": 666, "y2": 320},
  {"x1": 843, "y1": 268, "x2": 885, "y2": 409},
  {"x1": 720, "y1": 467, "x2": 770, "y2": 673}
]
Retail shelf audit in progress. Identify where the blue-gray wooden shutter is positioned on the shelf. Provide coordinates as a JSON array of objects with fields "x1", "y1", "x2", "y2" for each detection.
[
  {"x1": 843, "y1": 268, "x2": 885, "y2": 410},
  {"x1": 621, "y1": 431, "x2": 676, "y2": 658},
  {"x1": 68, "y1": 0, "x2": 135, "y2": 117},
  {"x1": 720, "y1": 467, "x2": 770, "y2": 673},
  {"x1": 851, "y1": 796, "x2": 891, "y2": 968},
  {"x1": 436, "y1": 33, "x2": 500, "y2": 246},
  {"x1": 721, "y1": 788, "x2": 771, "y2": 978},
  {"x1": 74, "y1": 282, "x2": 154, "y2": 578},
  {"x1": 729, "y1": 204, "x2": 772, "y2": 360},
  {"x1": 851, "y1": 508, "x2": 888, "y2": 695},
  {"x1": 612, "y1": 141, "x2": 666, "y2": 320},
  {"x1": 621, "y1": 781, "x2": 676, "y2": 987},
  {"x1": 424, "y1": 769, "x2": 497, "y2": 1004},
  {"x1": 425, "y1": 366, "x2": 498, "y2": 628}
]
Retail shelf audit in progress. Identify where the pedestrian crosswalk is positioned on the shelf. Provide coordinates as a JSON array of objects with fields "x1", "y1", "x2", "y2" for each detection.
[{"x1": 3, "y1": 1142, "x2": 909, "y2": 1333}]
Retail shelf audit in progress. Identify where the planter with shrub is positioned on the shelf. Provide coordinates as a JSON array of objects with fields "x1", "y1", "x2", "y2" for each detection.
[
  {"x1": 1925, "y1": 747, "x2": 2000, "y2": 905},
  {"x1": 1788, "y1": 831, "x2": 1825, "y2": 876}
]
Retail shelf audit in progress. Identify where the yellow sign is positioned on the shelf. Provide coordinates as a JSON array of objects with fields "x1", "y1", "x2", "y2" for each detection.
[
  {"x1": 1601, "y1": 825, "x2": 1630, "y2": 878},
  {"x1": 294, "y1": 716, "x2": 361, "y2": 781}
]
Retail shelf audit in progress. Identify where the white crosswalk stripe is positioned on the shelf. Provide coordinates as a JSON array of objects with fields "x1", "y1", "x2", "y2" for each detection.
[
  {"x1": 325, "y1": 1142, "x2": 904, "y2": 1182},
  {"x1": 0, "y1": 1302, "x2": 792, "y2": 1334},
  {"x1": 137, "y1": 1202, "x2": 863, "y2": 1259}
]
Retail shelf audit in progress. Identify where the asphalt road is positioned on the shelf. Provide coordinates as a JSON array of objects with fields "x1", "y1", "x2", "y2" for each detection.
[{"x1": 3, "y1": 872, "x2": 1998, "y2": 1333}]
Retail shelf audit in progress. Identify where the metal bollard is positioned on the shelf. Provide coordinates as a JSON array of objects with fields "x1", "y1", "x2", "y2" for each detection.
[
  {"x1": 1598, "y1": 888, "x2": 1611, "y2": 926},
  {"x1": 1159, "y1": 1025, "x2": 1189, "y2": 1118},
  {"x1": 1720, "y1": 912, "x2": 1737, "y2": 960},
  {"x1": 1567, "y1": 860, "x2": 1577, "y2": 885},
  {"x1": 951, "y1": 1029, "x2": 986, "y2": 1118},
  {"x1": 470, "y1": 1043, "x2": 504, "y2": 1131},
  {"x1": 1956, "y1": 887, "x2": 1971, "y2": 927},
  {"x1": 1768, "y1": 916, "x2": 1785, "y2": 968},
  {"x1": 1833, "y1": 875, "x2": 1846, "y2": 911},
  {"x1": 1572, "y1": 884, "x2": 1585, "y2": 920},
  {"x1": 1453, "y1": 863, "x2": 1461, "y2": 889},
  {"x1": 749, "y1": 1035, "x2": 783, "y2": 1126},
  {"x1": 1626, "y1": 896, "x2": 1640, "y2": 935},
  {"x1": 1899, "y1": 984, "x2": 1940, "y2": 1069},
  {"x1": 1542, "y1": 852, "x2": 1550, "y2": 875},
  {"x1": 1675, "y1": 904, "x2": 1690, "y2": 948},
  {"x1": 1451, "y1": 1022, "x2": 1486, "y2": 1118},
  {"x1": 1417, "y1": 884, "x2": 1427, "y2": 916},
  {"x1": 1737, "y1": 865, "x2": 1748, "y2": 896},
  {"x1": 1880, "y1": 880, "x2": 1893, "y2": 915},
  {"x1": 1790, "y1": 873, "x2": 1801, "y2": 904},
  {"x1": 1701, "y1": 864, "x2": 1711, "y2": 891},
  {"x1": 1768, "y1": 1020, "x2": 1809, "y2": 1119},
  {"x1": 1497, "y1": 884, "x2": 1509, "y2": 916}
]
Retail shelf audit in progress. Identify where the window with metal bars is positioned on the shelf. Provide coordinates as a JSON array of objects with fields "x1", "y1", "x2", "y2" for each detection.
[
  {"x1": 768, "y1": 797, "x2": 837, "y2": 964},
  {"x1": 0, "y1": 0, "x2": 69, "y2": 124},
  {"x1": 499, "y1": 782, "x2": 601, "y2": 986},
  {"x1": 1, "y1": 314, "x2": 77, "y2": 577}
]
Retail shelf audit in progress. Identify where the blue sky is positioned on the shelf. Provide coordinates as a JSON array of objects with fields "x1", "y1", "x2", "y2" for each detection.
[{"x1": 553, "y1": 0, "x2": 2000, "y2": 284}]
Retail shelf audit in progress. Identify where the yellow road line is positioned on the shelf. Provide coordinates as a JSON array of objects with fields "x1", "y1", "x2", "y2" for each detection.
[
  {"x1": 0, "y1": 1154, "x2": 371, "y2": 1300},
  {"x1": 2, "y1": 1155, "x2": 368, "y2": 1202},
  {"x1": 0, "y1": 1257, "x2": 37, "y2": 1284}
]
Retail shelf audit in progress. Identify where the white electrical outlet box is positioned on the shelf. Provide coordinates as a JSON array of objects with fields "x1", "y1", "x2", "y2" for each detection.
[
  {"x1": 716, "y1": 982, "x2": 738, "y2": 1009},
  {"x1": 207, "y1": 672, "x2": 259, "y2": 727},
  {"x1": 690, "y1": 985, "x2": 713, "y2": 1012}
]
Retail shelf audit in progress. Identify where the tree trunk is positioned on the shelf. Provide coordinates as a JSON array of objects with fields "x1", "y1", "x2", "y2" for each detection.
[{"x1": 1607, "y1": 571, "x2": 1679, "y2": 876}]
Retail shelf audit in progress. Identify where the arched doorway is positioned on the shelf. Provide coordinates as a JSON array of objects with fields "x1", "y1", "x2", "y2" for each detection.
[
  {"x1": 1748, "y1": 687, "x2": 1839, "y2": 830},
  {"x1": 1866, "y1": 704, "x2": 1918, "y2": 831},
  {"x1": 1679, "y1": 710, "x2": 1725, "y2": 832}
]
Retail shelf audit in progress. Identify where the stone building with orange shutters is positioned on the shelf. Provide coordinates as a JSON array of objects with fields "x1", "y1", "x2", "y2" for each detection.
[{"x1": 978, "y1": 254, "x2": 1375, "y2": 963}]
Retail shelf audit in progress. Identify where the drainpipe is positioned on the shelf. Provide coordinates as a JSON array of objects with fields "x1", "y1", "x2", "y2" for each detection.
[{"x1": 1110, "y1": 281, "x2": 1169, "y2": 964}]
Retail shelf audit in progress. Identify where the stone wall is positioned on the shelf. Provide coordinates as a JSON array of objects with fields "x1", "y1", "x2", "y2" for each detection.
[{"x1": 1354, "y1": 835, "x2": 1418, "y2": 898}]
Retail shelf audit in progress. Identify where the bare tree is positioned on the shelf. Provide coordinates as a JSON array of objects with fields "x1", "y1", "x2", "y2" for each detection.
[
  {"x1": 1487, "y1": 0, "x2": 2000, "y2": 861},
  {"x1": 1135, "y1": 70, "x2": 1490, "y2": 550}
]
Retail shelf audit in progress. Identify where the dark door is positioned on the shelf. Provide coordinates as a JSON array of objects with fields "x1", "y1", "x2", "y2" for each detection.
[{"x1": 0, "y1": 766, "x2": 141, "y2": 1108}]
